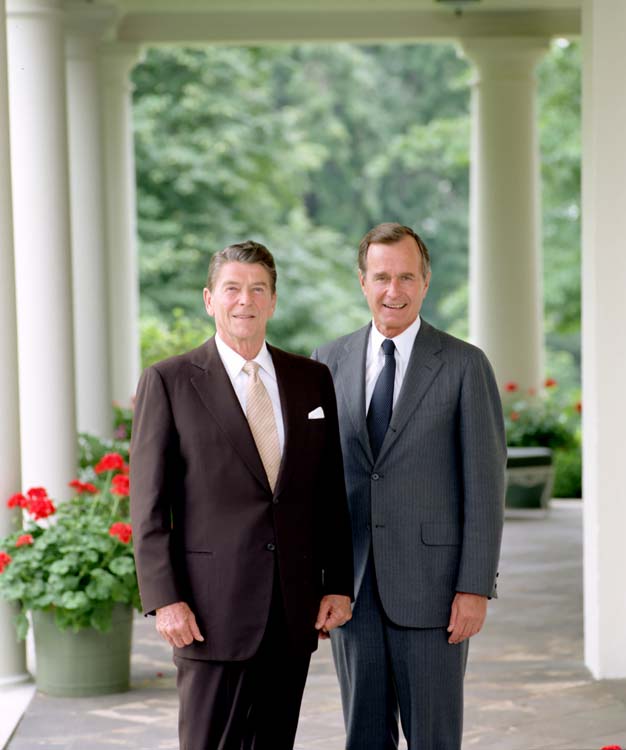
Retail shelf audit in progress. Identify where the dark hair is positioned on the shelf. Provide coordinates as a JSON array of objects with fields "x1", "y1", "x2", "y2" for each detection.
[
  {"x1": 358, "y1": 223, "x2": 431, "y2": 279},
  {"x1": 206, "y1": 240, "x2": 277, "y2": 293}
]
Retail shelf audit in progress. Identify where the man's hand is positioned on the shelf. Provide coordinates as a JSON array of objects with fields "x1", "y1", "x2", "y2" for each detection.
[
  {"x1": 156, "y1": 601, "x2": 204, "y2": 648},
  {"x1": 447, "y1": 592, "x2": 487, "y2": 644},
  {"x1": 315, "y1": 595, "x2": 352, "y2": 639}
]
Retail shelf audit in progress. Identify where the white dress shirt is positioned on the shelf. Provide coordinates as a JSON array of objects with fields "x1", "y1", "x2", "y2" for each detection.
[
  {"x1": 365, "y1": 316, "x2": 422, "y2": 412},
  {"x1": 214, "y1": 334, "x2": 285, "y2": 454}
]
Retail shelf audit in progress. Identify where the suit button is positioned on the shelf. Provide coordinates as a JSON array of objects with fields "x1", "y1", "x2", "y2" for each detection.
[
  {"x1": 272, "y1": 498, "x2": 279, "y2": 504},
  {"x1": 371, "y1": 473, "x2": 380, "y2": 481},
  {"x1": 266, "y1": 543, "x2": 276, "y2": 551}
]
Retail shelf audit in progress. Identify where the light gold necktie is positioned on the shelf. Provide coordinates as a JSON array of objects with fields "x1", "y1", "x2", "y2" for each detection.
[{"x1": 242, "y1": 361, "x2": 281, "y2": 491}]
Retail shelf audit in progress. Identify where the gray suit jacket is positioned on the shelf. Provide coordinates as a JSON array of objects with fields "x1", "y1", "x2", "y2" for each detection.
[{"x1": 313, "y1": 319, "x2": 506, "y2": 628}]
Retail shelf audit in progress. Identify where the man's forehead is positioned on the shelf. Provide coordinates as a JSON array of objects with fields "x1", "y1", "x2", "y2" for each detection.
[
  {"x1": 366, "y1": 241, "x2": 424, "y2": 270},
  {"x1": 215, "y1": 261, "x2": 272, "y2": 285}
]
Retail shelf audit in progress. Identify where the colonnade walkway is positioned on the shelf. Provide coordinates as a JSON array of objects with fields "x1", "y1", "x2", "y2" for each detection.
[{"x1": 5, "y1": 501, "x2": 626, "y2": 750}]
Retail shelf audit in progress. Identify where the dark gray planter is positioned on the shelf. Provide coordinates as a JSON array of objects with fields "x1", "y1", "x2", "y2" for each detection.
[
  {"x1": 506, "y1": 447, "x2": 554, "y2": 510},
  {"x1": 32, "y1": 603, "x2": 133, "y2": 697}
]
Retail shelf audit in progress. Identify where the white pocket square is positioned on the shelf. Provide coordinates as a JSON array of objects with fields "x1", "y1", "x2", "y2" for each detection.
[{"x1": 308, "y1": 406, "x2": 325, "y2": 419}]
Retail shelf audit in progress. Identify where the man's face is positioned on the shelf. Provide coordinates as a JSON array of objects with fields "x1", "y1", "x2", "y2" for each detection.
[
  {"x1": 359, "y1": 236, "x2": 431, "y2": 338},
  {"x1": 203, "y1": 262, "x2": 276, "y2": 356}
]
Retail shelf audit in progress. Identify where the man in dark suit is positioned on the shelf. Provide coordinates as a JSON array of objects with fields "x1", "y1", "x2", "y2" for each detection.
[
  {"x1": 313, "y1": 223, "x2": 506, "y2": 750},
  {"x1": 130, "y1": 240, "x2": 353, "y2": 750}
]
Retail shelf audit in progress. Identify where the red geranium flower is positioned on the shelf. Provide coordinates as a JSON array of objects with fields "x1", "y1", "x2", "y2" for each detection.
[
  {"x1": 0, "y1": 551, "x2": 12, "y2": 573},
  {"x1": 27, "y1": 497, "x2": 56, "y2": 520},
  {"x1": 510, "y1": 411, "x2": 520, "y2": 422},
  {"x1": 600, "y1": 745, "x2": 622, "y2": 749},
  {"x1": 504, "y1": 382, "x2": 518, "y2": 392},
  {"x1": 15, "y1": 534, "x2": 34, "y2": 547},
  {"x1": 111, "y1": 474, "x2": 130, "y2": 497},
  {"x1": 7, "y1": 493, "x2": 28, "y2": 509},
  {"x1": 26, "y1": 487, "x2": 48, "y2": 501},
  {"x1": 109, "y1": 522, "x2": 132, "y2": 544},
  {"x1": 95, "y1": 452, "x2": 127, "y2": 475},
  {"x1": 68, "y1": 479, "x2": 98, "y2": 494},
  {"x1": 545, "y1": 377, "x2": 558, "y2": 388},
  {"x1": 575, "y1": 401, "x2": 582, "y2": 414}
]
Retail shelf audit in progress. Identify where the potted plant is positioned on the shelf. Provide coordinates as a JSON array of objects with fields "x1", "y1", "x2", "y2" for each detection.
[
  {"x1": 502, "y1": 379, "x2": 580, "y2": 509},
  {"x1": 0, "y1": 452, "x2": 141, "y2": 696}
]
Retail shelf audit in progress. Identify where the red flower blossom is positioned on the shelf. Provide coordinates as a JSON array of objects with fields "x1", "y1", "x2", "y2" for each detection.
[
  {"x1": 0, "y1": 551, "x2": 11, "y2": 573},
  {"x1": 504, "y1": 382, "x2": 518, "y2": 392},
  {"x1": 600, "y1": 745, "x2": 622, "y2": 750},
  {"x1": 510, "y1": 411, "x2": 520, "y2": 422},
  {"x1": 95, "y1": 452, "x2": 127, "y2": 475},
  {"x1": 15, "y1": 534, "x2": 34, "y2": 547},
  {"x1": 68, "y1": 479, "x2": 98, "y2": 494},
  {"x1": 575, "y1": 401, "x2": 582, "y2": 414},
  {"x1": 7, "y1": 493, "x2": 28, "y2": 509},
  {"x1": 111, "y1": 474, "x2": 130, "y2": 497},
  {"x1": 109, "y1": 522, "x2": 132, "y2": 544},
  {"x1": 26, "y1": 487, "x2": 49, "y2": 501},
  {"x1": 27, "y1": 496, "x2": 56, "y2": 520},
  {"x1": 545, "y1": 377, "x2": 558, "y2": 388}
]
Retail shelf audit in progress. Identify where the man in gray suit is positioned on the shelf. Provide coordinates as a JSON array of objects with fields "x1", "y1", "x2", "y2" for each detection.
[{"x1": 313, "y1": 222, "x2": 506, "y2": 750}]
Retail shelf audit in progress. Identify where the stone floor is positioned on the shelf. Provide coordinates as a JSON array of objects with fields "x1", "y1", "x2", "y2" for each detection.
[{"x1": 5, "y1": 501, "x2": 626, "y2": 750}]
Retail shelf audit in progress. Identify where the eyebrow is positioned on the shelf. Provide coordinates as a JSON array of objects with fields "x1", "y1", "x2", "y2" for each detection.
[{"x1": 221, "y1": 279, "x2": 269, "y2": 287}]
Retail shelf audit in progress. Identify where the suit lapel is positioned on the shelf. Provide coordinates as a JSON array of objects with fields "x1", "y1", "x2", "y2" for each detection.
[
  {"x1": 267, "y1": 345, "x2": 298, "y2": 495},
  {"x1": 189, "y1": 338, "x2": 270, "y2": 491},
  {"x1": 335, "y1": 324, "x2": 373, "y2": 465},
  {"x1": 375, "y1": 320, "x2": 443, "y2": 465}
]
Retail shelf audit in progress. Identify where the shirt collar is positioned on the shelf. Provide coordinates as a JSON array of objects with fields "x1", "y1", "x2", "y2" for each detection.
[
  {"x1": 215, "y1": 333, "x2": 277, "y2": 381},
  {"x1": 370, "y1": 315, "x2": 422, "y2": 364}
]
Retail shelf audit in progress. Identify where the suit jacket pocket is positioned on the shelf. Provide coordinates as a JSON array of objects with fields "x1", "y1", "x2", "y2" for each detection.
[{"x1": 421, "y1": 523, "x2": 461, "y2": 546}]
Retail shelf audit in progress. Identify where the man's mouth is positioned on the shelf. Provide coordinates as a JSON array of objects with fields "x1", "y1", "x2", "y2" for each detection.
[{"x1": 383, "y1": 303, "x2": 407, "y2": 310}]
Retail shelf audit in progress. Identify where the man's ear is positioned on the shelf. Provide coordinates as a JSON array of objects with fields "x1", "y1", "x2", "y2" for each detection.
[
  {"x1": 358, "y1": 271, "x2": 366, "y2": 294},
  {"x1": 203, "y1": 288, "x2": 213, "y2": 316},
  {"x1": 423, "y1": 271, "x2": 432, "y2": 297}
]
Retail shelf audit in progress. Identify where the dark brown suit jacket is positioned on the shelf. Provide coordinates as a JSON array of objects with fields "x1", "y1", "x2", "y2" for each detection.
[{"x1": 130, "y1": 337, "x2": 354, "y2": 661}]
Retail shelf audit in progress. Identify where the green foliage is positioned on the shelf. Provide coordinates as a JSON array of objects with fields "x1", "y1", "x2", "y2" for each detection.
[
  {"x1": 0, "y1": 465, "x2": 140, "y2": 638},
  {"x1": 539, "y1": 40, "x2": 582, "y2": 389},
  {"x1": 552, "y1": 444, "x2": 582, "y2": 499},
  {"x1": 140, "y1": 308, "x2": 212, "y2": 368}
]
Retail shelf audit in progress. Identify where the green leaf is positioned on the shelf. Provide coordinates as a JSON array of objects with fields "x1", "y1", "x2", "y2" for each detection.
[
  {"x1": 60, "y1": 590, "x2": 89, "y2": 610},
  {"x1": 89, "y1": 602, "x2": 114, "y2": 632},
  {"x1": 109, "y1": 556, "x2": 135, "y2": 577},
  {"x1": 85, "y1": 569, "x2": 116, "y2": 600}
]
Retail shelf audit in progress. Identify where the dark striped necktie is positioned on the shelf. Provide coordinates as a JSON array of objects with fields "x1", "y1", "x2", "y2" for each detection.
[{"x1": 367, "y1": 338, "x2": 396, "y2": 460}]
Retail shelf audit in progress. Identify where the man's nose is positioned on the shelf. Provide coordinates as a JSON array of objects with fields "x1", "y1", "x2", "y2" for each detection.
[
  {"x1": 387, "y1": 278, "x2": 401, "y2": 296},
  {"x1": 238, "y1": 289, "x2": 253, "y2": 304}
]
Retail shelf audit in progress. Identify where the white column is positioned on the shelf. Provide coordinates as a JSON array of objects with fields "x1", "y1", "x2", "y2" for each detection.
[
  {"x1": 462, "y1": 38, "x2": 549, "y2": 392},
  {"x1": 0, "y1": 0, "x2": 28, "y2": 685},
  {"x1": 581, "y1": 0, "x2": 626, "y2": 679},
  {"x1": 65, "y1": 3, "x2": 117, "y2": 436},
  {"x1": 101, "y1": 43, "x2": 142, "y2": 405},
  {"x1": 7, "y1": 0, "x2": 76, "y2": 499}
]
